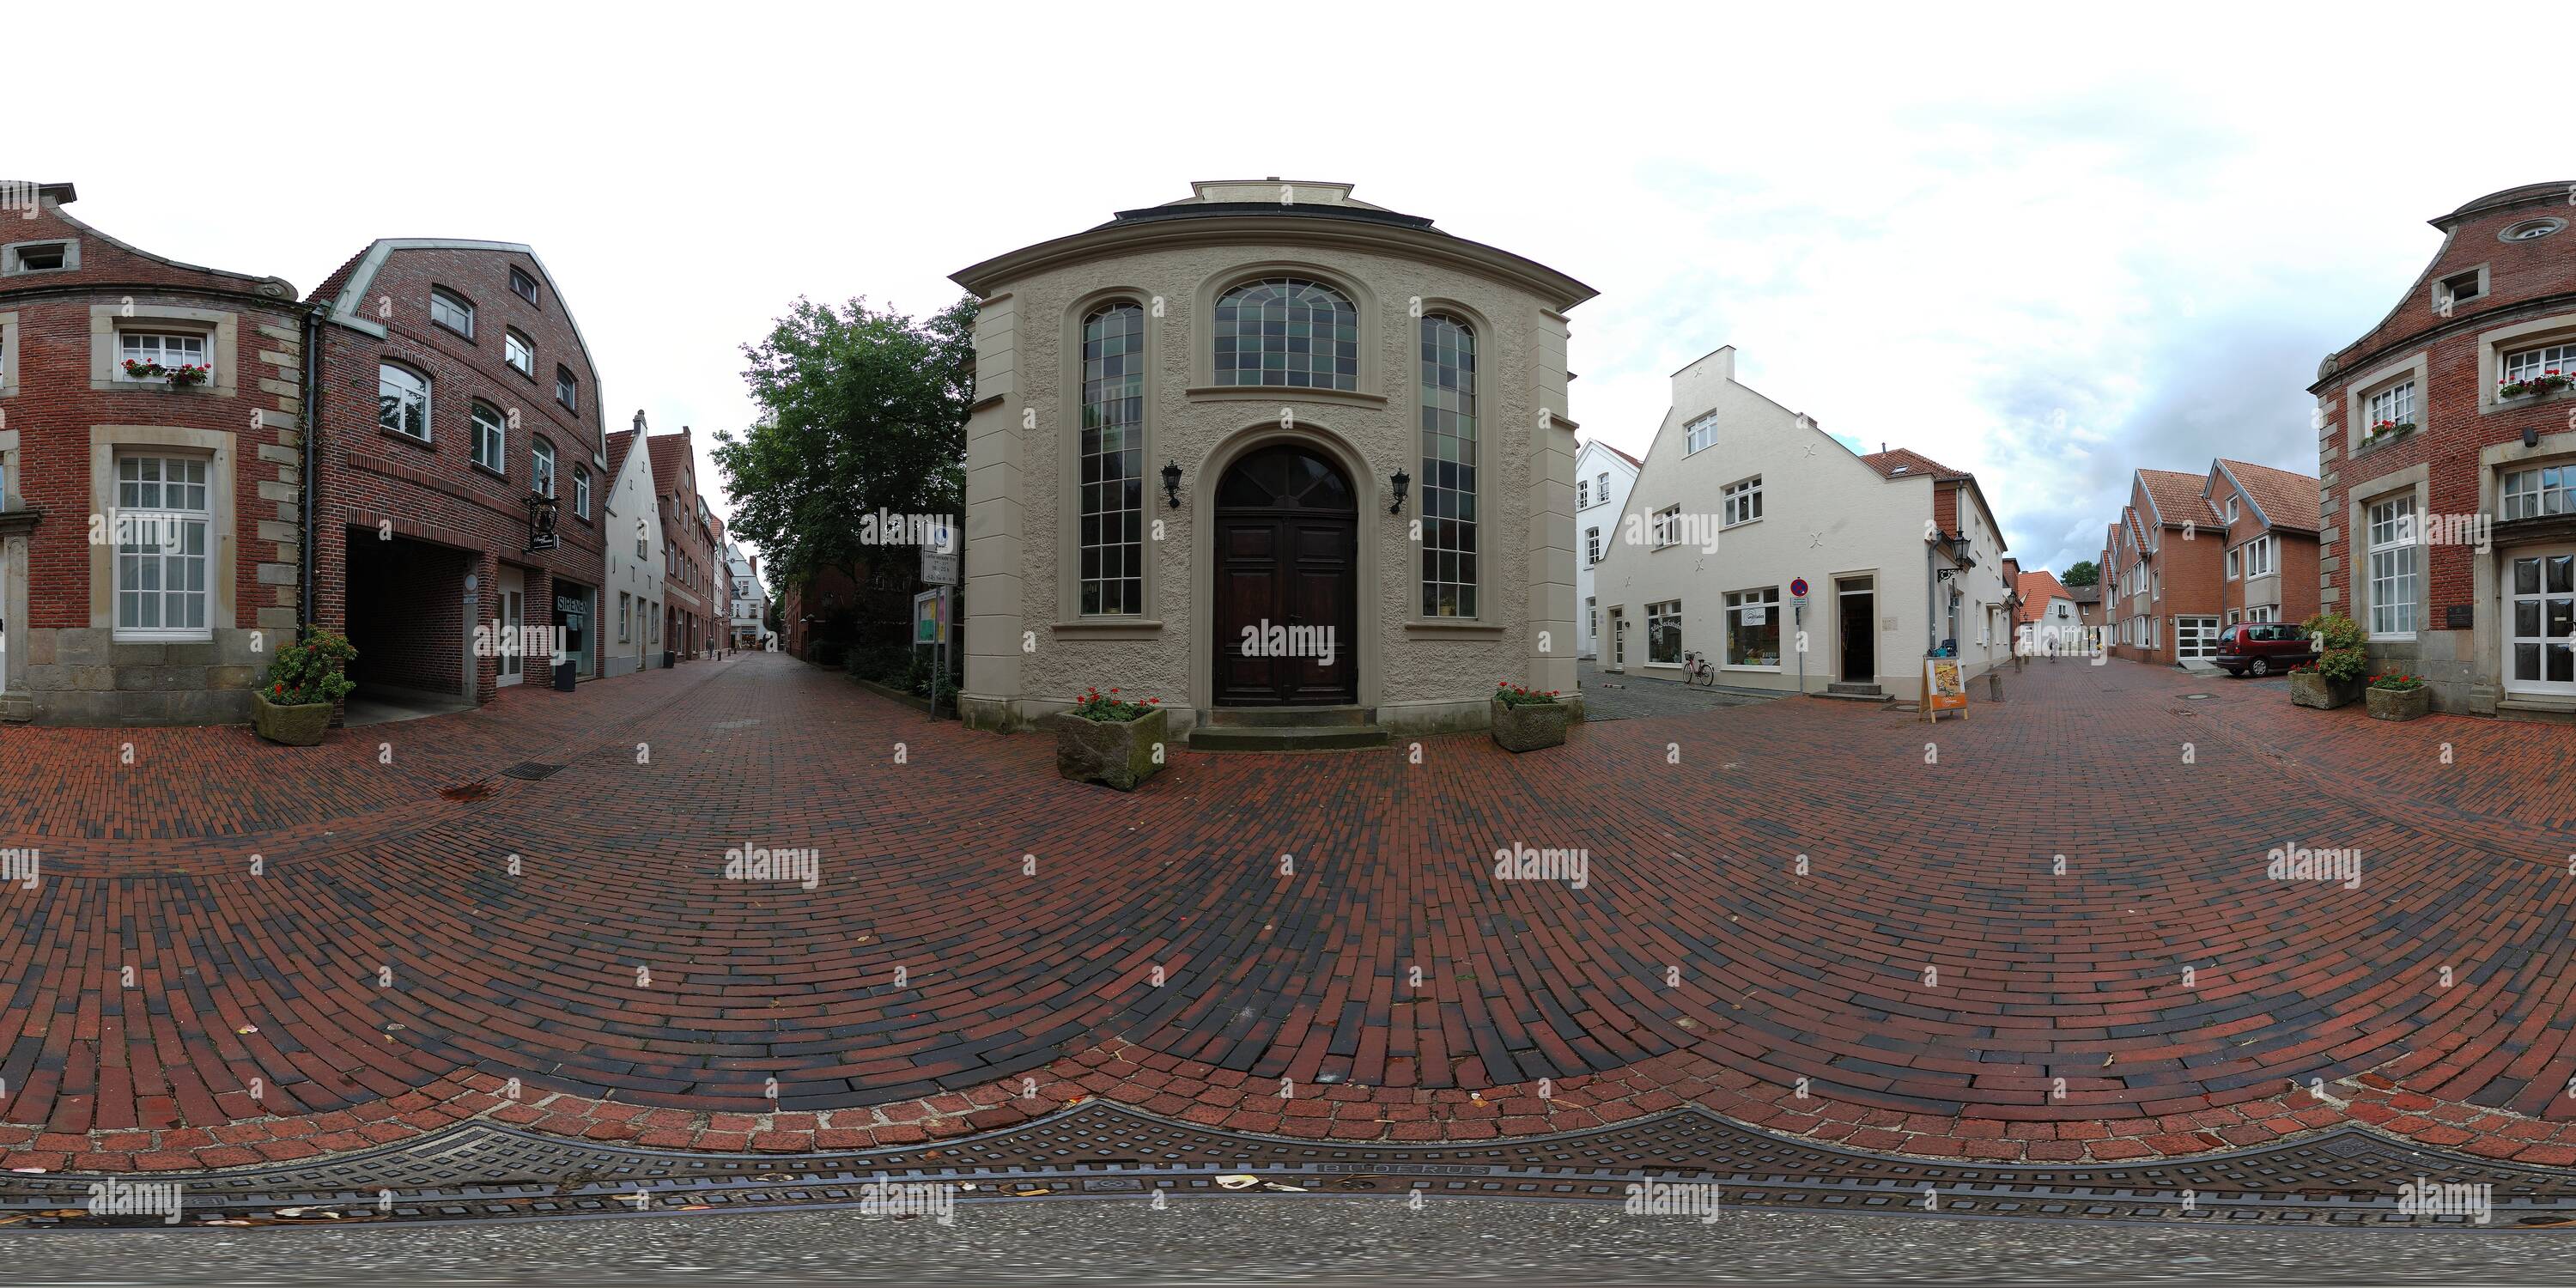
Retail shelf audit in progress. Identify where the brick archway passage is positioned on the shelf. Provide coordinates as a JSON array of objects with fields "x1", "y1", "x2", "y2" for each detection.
[{"x1": 5, "y1": 657, "x2": 2576, "y2": 1172}]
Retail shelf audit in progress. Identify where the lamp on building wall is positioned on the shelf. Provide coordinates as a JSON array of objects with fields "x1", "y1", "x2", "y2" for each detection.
[
  {"x1": 1161, "y1": 459, "x2": 1183, "y2": 508},
  {"x1": 2525, "y1": 427, "x2": 2543, "y2": 449},
  {"x1": 1388, "y1": 468, "x2": 1411, "y2": 514}
]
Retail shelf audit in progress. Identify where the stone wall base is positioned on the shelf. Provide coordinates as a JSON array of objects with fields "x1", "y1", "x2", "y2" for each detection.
[{"x1": 20, "y1": 626, "x2": 268, "y2": 726}]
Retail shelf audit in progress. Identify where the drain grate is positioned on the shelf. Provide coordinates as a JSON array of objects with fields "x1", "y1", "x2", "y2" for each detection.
[
  {"x1": 5, "y1": 1102, "x2": 2573, "y2": 1230},
  {"x1": 499, "y1": 762, "x2": 565, "y2": 781}
]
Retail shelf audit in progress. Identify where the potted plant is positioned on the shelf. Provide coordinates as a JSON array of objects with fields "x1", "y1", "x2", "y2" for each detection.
[
  {"x1": 2499, "y1": 370, "x2": 2570, "y2": 399},
  {"x1": 121, "y1": 358, "x2": 167, "y2": 382},
  {"x1": 2361, "y1": 418, "x2": 2415, "y2": 448},
  {"x1": 164, "y1": 361, "x2": 210, "y2": 388},
  {"x1": 2366, "y1": 672, "x2": 2432, "y2": 721},
  {"x1": 1054, "y1": 686, "x2": 1166, "y2": 791},
  {"x1": 1491, "y1": 681, "x2": 1571, "y2": 753},
  {"x1": 2289, "y1": 612, "x2": 2366, "y2": 709},
  {"x1": 252, "y1": 628, "x2": 358, "y2": 745}
]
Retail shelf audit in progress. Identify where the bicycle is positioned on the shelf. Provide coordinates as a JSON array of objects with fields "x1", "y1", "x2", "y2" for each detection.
[{"x1": 1681, "y1": 650, "x2": 1717, "y2": 687}]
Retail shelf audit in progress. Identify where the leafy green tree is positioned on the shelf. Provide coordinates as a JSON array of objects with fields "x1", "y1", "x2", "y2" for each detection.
[
  {"x1": 715, "y1": 295, "x2": 977, "y2": 591},
  {"x1": 2060, "y1": 560, "x2": 2098, "y2": 588}
]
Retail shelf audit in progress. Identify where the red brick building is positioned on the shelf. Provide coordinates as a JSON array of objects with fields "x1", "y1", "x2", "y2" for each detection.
[
  {"x1": 2313, "y1": 181, "x2": 2576, "y2": 716},
  {"x1": 646, "y1": 428, "x2": 718, "y2": 659},
  {"x1": 2102, "y1": 468, "x2": 2225, "y2": 665},
  {"x1": 2205, "y1": 459, "x2": 2320, "y2": 629},
  {"x1": 308, "y1": 240, "x2": 610, "y2": 706},
  {"x1": 0, "y1": 182, "x2": 310, "y2": 723}
]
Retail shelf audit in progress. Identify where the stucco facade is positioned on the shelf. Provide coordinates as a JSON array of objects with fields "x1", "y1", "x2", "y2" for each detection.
[
  {"x1": 600, "y1": 417, "x2": 665, "y2": 677},
  {"x1": 1573, "y1": 438, "x2": 1639, "y2": 659},
  {"x1": 951, "y1": 181, "x2": 1595, "y2": 735},
  {"x1": 1591, "y1": 347, "x2": 2011, "y2": 702}
]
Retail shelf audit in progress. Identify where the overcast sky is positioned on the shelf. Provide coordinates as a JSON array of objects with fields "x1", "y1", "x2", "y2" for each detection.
[{"x1": 14, "y1": 4, "x2": 2559, "y2": 576}]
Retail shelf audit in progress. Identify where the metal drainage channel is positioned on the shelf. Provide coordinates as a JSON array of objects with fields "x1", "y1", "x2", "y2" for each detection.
[{"x1": 5, "y1": 1102, "x2": 2574, "y2": 1230}]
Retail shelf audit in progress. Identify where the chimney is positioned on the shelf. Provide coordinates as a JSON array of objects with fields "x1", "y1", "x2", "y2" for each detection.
[
  {"x1": 1880, "y1": 442, "x2": 1887, "y2": 454},
  {"x1": 633, "y1": 410, "x2": 647, "y2": 434}
]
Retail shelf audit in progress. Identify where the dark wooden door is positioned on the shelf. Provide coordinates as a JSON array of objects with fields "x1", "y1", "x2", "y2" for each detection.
[
  {"x1": 1838, "y1": 586, "x2": 1874, "y2": 683},
  {"x1": 1212, "y1": 445, "x2": 1358, "y2": 706}
]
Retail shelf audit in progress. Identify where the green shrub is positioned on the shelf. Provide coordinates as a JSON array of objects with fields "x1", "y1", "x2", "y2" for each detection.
[{"x1": 262, "y1": 628, "x2": 359, "y2": 707}]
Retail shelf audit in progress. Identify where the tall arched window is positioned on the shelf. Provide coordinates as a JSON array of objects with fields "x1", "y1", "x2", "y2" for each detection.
[
  {"x1": 1079, "y1": 301, "x2": 1145, "y2": 615},
  {"x1": 1419, "y1": 313, "x2": 1476, "y2": 617},
  {"x1": 1213, "y1": 277, "x2": 1358, "y2": 391}
]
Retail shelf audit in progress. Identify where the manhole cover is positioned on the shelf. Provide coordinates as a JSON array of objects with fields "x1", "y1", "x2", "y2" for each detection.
[{"x1": 500, "y1": 762, "x2": 565, "y2": 781}]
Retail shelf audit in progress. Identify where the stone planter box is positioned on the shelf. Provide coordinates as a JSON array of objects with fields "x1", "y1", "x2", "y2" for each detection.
[
  {"x1": 2366, "y1": 684, "x2": 2431, "y2": 721},
  {"x1": 2289, "y1": 671, "x2": 2361, "y2": 710},
  {"x1": 251, "y1": 690, "x2": 332, "y2": 745},
  {"x1": 1490, "y1": 697, "x2": 1571, "y2": 752},
  {"x1": 1054, "y1": 707, "x2": 1167, "y2": 791}
]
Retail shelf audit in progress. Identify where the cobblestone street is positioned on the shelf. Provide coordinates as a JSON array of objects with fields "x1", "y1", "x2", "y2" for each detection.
[{"x1": 6, "y1": 651, "x2": 2576, "y2": 1176}]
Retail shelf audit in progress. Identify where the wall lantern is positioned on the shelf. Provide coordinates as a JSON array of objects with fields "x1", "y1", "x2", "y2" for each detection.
[
  {"x1": 2526, "y1": 427, "x2": 2543, "y2": 449},
  {"x1": 1388, "y1": 468, "x2": 1411, "y2": 514},
  {"x1": 1162, "y1": 459, "x2": 1184, "y2": 508}
]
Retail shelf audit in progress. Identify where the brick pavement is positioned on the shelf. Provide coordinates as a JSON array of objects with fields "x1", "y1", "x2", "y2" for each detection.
[{"x1": 4, "y1": 652, "x2": 2576, "y2": 1172}]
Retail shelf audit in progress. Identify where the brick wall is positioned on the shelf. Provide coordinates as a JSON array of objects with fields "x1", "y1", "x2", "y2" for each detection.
[
  {"x1": 308, "y1": 242, "x2": 608, "y2": 704},
  {"x1": 2312, "y1": 182, "x2": 2576, "y2": 713},
  {"x1": 0, "y1": 190, "x2": 307, "y2": 723}
]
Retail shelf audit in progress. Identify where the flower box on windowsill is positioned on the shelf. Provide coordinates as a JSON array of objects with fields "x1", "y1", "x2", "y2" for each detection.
[
  {"x1": 2497, "y1": 374, "x2": 2571, "y2": 400},
  {"x1": 2360, "y1": 420, "x2": 2415, "y2": 449},
  {"x1": 120, "y1": 360, "x2": 210, "y2": 389}
]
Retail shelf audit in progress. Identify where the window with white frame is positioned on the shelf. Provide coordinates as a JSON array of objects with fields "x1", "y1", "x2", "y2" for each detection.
[
  {"x1": 1577, "y1": 479, "x2": 1589, "y2": 508},
  {"x1": 119, "y1": 331, "x2": 207, "y2": 380},
  {"x1": 2242, "y1": 534, "x2": 2275, "y2": 578},
  {"x1": 1585, "y1": 526, "x2": 1601, "y2": 565},
  {"x1": 619, "y1": 592, "x2": 631, "y2": 641},
  {"x1": 471, "y1": 402, "x2": 505, "y2": 472},
  {"x1": 574, "y1": 465, "x2": 591, "y2": 518},
  {"x1": 1684, "y1": 413, "x2": 1718, "y2": 455},
  {"x1": 2366, "y1": 380, "x2": 2416, "y2": 432},
  {"x1": 2503, "y1": 465, "x2": 2576, "y2": 519},
  {"x1": 2226, "y1": 496, "x2": 2239, "y2": 523},
  {"x1": 505, "y1": 328, "x2": 534, "y2": 376},
  {"x1": 2502, "y1": 343, "x2": 2576, "y2": 394},
  {"x1": 429, "y1": 288, "x2": 474, "y2": 337},
  {"x1": 1652, "y1": 504, "x2": 1680, "y2": 549},
  {"x1": 510, "y1": 266, "x2": 538, "y2": 304},
  {"x1": 1596, "y1": 471, "x2": 1609, "y2": 497},
  {"x1": 1586, "y1": 597, "x2": 1595, "y2": 640},
  {"x1": 1724, "y1": 586, "x2": 1782, "y2": 668},
  {"x1": 532, "y1": 438, "x2": 556, "y2": 497},
  {"x1": 379, "y1": 362, "x2": 429, "y2": 440},
  {"x1": 113, "y1": 453, "x2": 210, "y2": 640},
  {"x1": 2367, "y1": 495, "x2": 2418, "y2": 637},
  {"x1": 2226, "y1": 547, "x2": 2241, "y2": 580},
  {"x1": 556, "y1": 365, "x2": 578, "y2": 411},
  {"x1": 1646, "y1": 599, "x2": 1682, "y2": 665},
  {"x1": 635, "y1": 517, "x2": 648, "y2": 560},
  {"x1": 1722, "y1": 476, "x2": 1763, "y2": 526}
]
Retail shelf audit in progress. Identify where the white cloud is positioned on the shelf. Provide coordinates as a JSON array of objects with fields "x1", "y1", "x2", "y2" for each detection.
[{"x1": 7, "y1": 2, "x2": 2558, "y2": 575}]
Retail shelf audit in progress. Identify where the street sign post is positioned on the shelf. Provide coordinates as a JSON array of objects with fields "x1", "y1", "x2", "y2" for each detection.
[{"x1": 920, "y1": 546, "x2": 960, "y2": 586}]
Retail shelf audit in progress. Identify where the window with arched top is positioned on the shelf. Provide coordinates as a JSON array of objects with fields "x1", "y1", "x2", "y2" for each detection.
[
  {"x1": 1419, "y1": 313, "x2": 1477, "y2": 617},
  {"x1": 531, "y1": 437, "x2": 556, "y2": 498},
  {"x1": 1213, "y1": 277, "x2": 1358, "y2": 391},
  {"x1": 1079, "y1": 301, "x2": 1146, "y2": 615}
]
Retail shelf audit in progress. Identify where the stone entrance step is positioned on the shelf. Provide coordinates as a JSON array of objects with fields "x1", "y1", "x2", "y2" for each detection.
[
  {"x1": 1815, "y1": 682, "x2": 1893, "y2": 704},
  {"x1": 1191, "y1": 705, "x2": 1388, "y2": 750}
]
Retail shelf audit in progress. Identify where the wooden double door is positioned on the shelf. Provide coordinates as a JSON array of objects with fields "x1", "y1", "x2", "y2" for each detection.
[{"x1": 1212, "y1": 445, "x2": 1359, "y2": 707}]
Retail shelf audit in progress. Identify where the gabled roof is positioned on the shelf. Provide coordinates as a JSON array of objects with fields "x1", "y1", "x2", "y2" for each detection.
[
  {"x1": 2214, "y1": 459, "x2": 2322, "y2": 532},
  {"x1": 605, "y1": 428, "x2": 638, "y2": 477},
  {"x1": 2136, "y1": 468, "x2": 2220, "y2": 530},
  {"x1": 2068, "y1": 584, "x2": 2102, "y2": 605},
  {"x1": 2014, "y1": 570, "x2": 2070, "y2": 625},
  {"x1": 647, "y1": 431, "x2": 695, "y2": 502},
  {"x1": 1858, "y1": 447, "x2": 1965, "y2": 480},
  {"x1": 1599, "y1": 442, "x2": 1643, "y2": 470}
]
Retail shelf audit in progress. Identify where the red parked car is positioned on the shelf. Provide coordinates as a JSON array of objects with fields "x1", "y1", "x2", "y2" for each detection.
[{"x1": 2214, "y1": 622, "x2": 2317, "y2": 677}]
